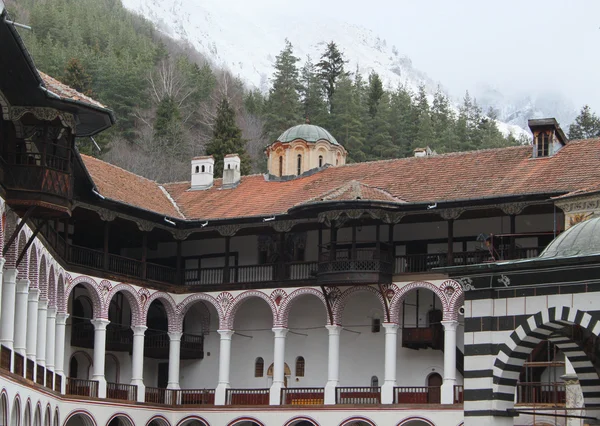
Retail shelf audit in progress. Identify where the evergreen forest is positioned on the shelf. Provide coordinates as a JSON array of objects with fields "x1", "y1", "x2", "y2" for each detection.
[{"x1": 5, "y1": 0, "x2": 598, "y2": 183}]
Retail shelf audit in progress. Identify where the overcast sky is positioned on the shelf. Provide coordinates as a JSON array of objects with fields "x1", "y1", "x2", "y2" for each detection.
[{"x1": 236, "y1": 0, "x2": 600, "y2": 111}]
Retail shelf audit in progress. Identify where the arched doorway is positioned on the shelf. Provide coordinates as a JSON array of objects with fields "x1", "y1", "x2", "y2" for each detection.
[
  {"x1": 427, "y1": 373, "x2": 442, "y2": 403},
  {"x1": 107, "y1": 415, "x2": 134, "y2": 426},
  {"x1": 267, "y1": 363, "x2": 291, "y2": 387},
  {"x1": 69, "y1": 352, "x2": 92, "y2": 380},
  {"x1": 0, "y1": 394, "x2": 7, "y2": 426},
  {"x1": 33, "y1": 406, "x2": 40, "y2": 426},
  {"x1": 64, "y1": 413, "x2": 95, "y2": 426},
  {"x1": 145, "y1": 300, "x2": 170, "y2": 390},
  {"x1": 10, "y1": 397, "x2": 20, "y2": 426},
  {"x1": 23, "y1": 402, "x2": 31, "y2": 426},
  {"x1": 69, "y1": 285, "x2": 95, "y2": 350}
]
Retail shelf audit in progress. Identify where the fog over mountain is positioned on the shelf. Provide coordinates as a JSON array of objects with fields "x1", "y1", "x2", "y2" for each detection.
[{"x1": 122, "y1": 0, "x2": 594, "y2": 135}]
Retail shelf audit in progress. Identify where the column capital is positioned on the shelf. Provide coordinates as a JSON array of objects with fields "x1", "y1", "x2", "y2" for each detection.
[
  {"x1": 3, "y1": 268, "x2": 18, "y2": 281},
  {"x1": 325, "y1": 324, "x2": 342, "y2": 335},
  {"x1": 218, "y1": 329, "x2": 234, "y2": 339},
  {"x1": 131, "y1": 325, "x2": 147, "y2": 336},
  {"x1": 91, "y1": 318, "x2": 110, "y2": 330},
  {"x1": 0, "y1": 258, "x2": 5, "y2": 268},
  {"x1": 28, "y1": 287, "x2": 39, "y2": 300},
  {"x1": 168, "y1": 331, "x2": 182, "y2": 341},
  {"x1": 55, "y1": 313, "x2": 69, "y2": 325},
  {"x1": 561, "y1": 374, "x2": 580, "y2": 386},
  {"x1": 38, "y1": 298, "x2": 48, "y2": 309},
  {"x1": 16, "y1": 278, "x2": 30, "y2": 293},
  {"x1": 441, "y1": 320, "x2": 459, "y2": 331},
  {"x1": 47, "y1": 306, "x2": 57, "y2": 317},
  {"x1": 382, "y1": 322, "x2": 399, "y2": 332},
  {"x1": 272, "y1": 327, "x2": 288, "y2": 338}
]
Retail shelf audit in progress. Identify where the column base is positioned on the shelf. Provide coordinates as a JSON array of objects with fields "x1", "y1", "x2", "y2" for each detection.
[
  {"x1": 166, "y1": 382, "x2": 180, "y2": 390},
  {"x1": 57, "y1": 373, "x2": 66, "y2": 394},
  {"x1": 215, "y1": 383, "x2": 230, "y2": 405},
  {"x1": 93, "y1": 376, "x2": 107, "y2": 398},
  {"x1": 441, "y1": 379, "x2": 457, "y2": 405},
  {"x1": 381, "y1": 381, "x2": 396, "y2": 404},
  {"x1": 131, "y1": 380, "x2": 145, "y2": 402},
  {"x1": 324, "y1": 381, "x2": 338, "y2": 405},
  {"x1": 269, "y1": 381, "x2": 284, "y2": 405},
  {"x1": 465, "y1": 417, "x2": 513, "y2": 426}
]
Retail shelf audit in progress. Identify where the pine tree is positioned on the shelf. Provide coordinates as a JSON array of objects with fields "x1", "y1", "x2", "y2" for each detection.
[
  {"x1": 63, "y1": 58, "x2": 93, "y2": 96},
  {"x1": 206, "y1": 98, "x2": 252, "y2": 176},
  {"x1": 330, "y1": 74, "x2": 366, "y2": 162},
  {"x1": 389, "y1": 84, "x2": 416, "y2": 158},
  {"x1": 299, "y1": 57, "x2": 328, "y2": 125},
  {"x1": 367, "y1": 72, "x2": 384, "y2": 118},
  {"x1": 316, "y1": 42, "x2": 348, "y2": 113},
  {"x1": 264, "y1": 40, "x2": 302, "y2": 141},
  {"x1": 569, "y1": 105, "x2": 600, "y2": 139}
]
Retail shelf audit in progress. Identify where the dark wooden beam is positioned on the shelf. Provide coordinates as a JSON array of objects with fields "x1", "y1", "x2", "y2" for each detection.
[
  {"x1": 141, "y1": 232, "x2": 148, "y2": 280},
  {"x1": 16, "y1": 222, "x2": 44, "y2": 268},
  {"x1": 2, "y1": 206, "x2": 36, "y2": 256},
  {"x1": 224, "y1": 236, "x2": 231, "y2": 284},
  {"x1": 447, "y1": 219, "x2": 454, "y2": 266},
  {"x1": 103, "y1": 221, "x2": 110, "y2": 271}
]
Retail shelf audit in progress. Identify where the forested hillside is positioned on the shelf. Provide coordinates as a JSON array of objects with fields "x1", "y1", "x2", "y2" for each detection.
[{"x1": 5, "y1": 0, "x2": 536, "y2": 183}]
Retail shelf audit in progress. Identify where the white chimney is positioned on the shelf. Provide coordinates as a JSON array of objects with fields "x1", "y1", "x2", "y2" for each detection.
[
  {"x1": 223, "y1": 154, "x2": 241, "y2": 189},
  {"x1": 191, "y1": 155, "x2": 214, "y2": 190},
  {"x1": 414, "y1": 147, "x2": 435, "y2": 158}
]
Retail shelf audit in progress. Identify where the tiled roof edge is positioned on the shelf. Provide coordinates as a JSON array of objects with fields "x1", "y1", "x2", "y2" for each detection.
[{"x1": 159, "y1": 185, "x2": 185, "y2": 219}]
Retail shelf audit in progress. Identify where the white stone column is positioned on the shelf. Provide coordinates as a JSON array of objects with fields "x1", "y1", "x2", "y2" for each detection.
[
  {"x1": 36, "y1": 300, "x2": 48, "y2": 375},
  {"x1": 441, "y1": 320, "x2": 459, "y2": 404},
  {"x1": 562, "y1": 370, "x2": 585, "y2": 426},
  {"x1": 381, "y1": 323, "x2": 399, "y2": 404},
  {"x1": 13, "y1": 279, "x2": 29, "y2": 359},
  {"x1": 54, "y1": 313, "x2": 69, "y2": 394},
  {"x1": 91, "y1": 318, "x2": 109, "y2": 398},
  {"x1": 45, "y1": 307, "x2": 57, "y2": 376},
  {"x1": 0, "y1": 269, "x2": 18, "y2": 349},
  {"x1": 0, "y1": 258, "x2": 6, "y2": 314},
  {"x1": 130, "y1": 326, "x2": 147, "y2": 402},
  {"x1": 324, "y1": 325, "x2": 342, "y2": 405},
  {"x1": 167, "y1": 331, "x2": 182, "y2": 390},
  {"x1": 26, "y1": 288, "x2": 39, "y2": 364},
  {"x1": 269, "y1": 327, "x2": 288, "y2": 405},
  {"x1": 215, "y1": 329, "x2": 234, "y2": 405}
]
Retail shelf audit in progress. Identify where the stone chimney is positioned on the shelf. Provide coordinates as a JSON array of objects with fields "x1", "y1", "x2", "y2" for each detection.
[
  {"x1": 528, "y1": 118, "x2": 568, "y2": 158},
  {"x1": 414, "y1": 146, "x2": 435, "y2": 158},
  {"x1": 222, "y1": 154, "x2": 241, "y2": 189},
  {"x1": 191, "y1": 155, "x2": 214, "y2": 190}
]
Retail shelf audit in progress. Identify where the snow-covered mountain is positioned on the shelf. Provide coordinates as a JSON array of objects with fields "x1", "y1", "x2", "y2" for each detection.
[{"x1": 122, "y1": 0, "x2": 572, "y2": 139}]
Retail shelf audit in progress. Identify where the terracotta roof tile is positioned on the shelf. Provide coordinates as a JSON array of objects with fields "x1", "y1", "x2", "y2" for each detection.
[
  {"x1": 83, "y1": 139, "x2": 600, "y2": 221},
  {"x1": 80, "y1": 154, "x2": 182, "y2": 218},
  {"x1": 301, "y1": 180, "x2": 405, "y2": 204},
  {"x1": 39, "y1": 71, "x2": 106, "y2": 109}
]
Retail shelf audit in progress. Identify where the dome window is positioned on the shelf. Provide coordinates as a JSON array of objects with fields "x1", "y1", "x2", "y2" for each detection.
[
  {"x1": 195, "y1": 166, "x2": 199, "y2": 173},
  {"x1": 201, "y1": 165, "x2": 205, "y2": 173},
  {"x1": 297, "y1": 154, "x2": 302, "y2": 175},
  {"x1": 319, "y1": 155, "x2": 323, "y2": 167},
  {"x1": 279, "y1": 156, "x2": 283, "y2": 176}
]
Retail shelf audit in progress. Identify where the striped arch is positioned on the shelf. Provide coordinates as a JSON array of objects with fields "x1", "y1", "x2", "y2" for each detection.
[
  {"x1": 103, "y1": 284, "x2": 142, "y2": 326},
  {"x1": 145, "y1": 415, "x2": 170, "y2": 426},
  {"x1": 175, "y1": 416, "x2": 210, "y2": 426},
  {"x1": 492, "y1": 306, "x2": 599, "y2": 413},
  {"x1": 283, "y1": 416, "x2": 320, "y2": 426},
  {"x1": 276, "y1": 287, "x2": 329, "y2": 328},
  {"x1": 12, "y1": 394, "x2": 22, "y2": 426},
  {"x1": 225, "y1": 290, "x2": 278, "y2": 330},
  {"x1": 388, "y1": 281, "x2": 451, "y2": 324},
  {"x1": 62, "y1": 409, "x2": 97, "y2": 426},
  {"x1": 338, "y1": 417, "x2": 376, "y2": 426},
  {"x1": 48, "y1": 265, "x2": 57, "y2": 308},
  {"x1": 39, "y1": 256, "x2": 48, "y2": 301},
  {"x1": 0, "y1": 203, "x2": 4, "y2": 254},
  {"x1": 227, "y1": 418, "x2": 265, "y2": 426},
  {"x1": 332, "y1": 285, "x2": 386, "y2": 325},
  {"x1": 397, "y1": 417, "x2": 436, "y2": 426},
  {"x1": 3, "y1": 211, "x2": 21, "y2": 269},
  {"x1": 56, "y1": 274, "x2": 66, "y2": 314},
  {"x1": 64, "y1": 276, "x2": 103, "y2": 319},
  {"x1": 16, "y1": 230, "x2": 29, "y2": 279},
  {"x1": 141, "y1": 292, "x2": 179, "y2": 333},
  {"x1": 0, "y1": 390, "x2": 7, "y2": 426},
  {"x1": 28, "y1": 247, "x2": 39, "y2": 288},
  {"x1": 106, "y1": 413, "x2": 135, "y2": 426},
  {"x1": 177, "y1": 293, "x2": 222, "y2": 332}
]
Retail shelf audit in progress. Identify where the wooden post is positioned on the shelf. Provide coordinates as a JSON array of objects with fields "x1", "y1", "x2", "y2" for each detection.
[
  {"x1": 176, "y1": 239, "x2": 182, "y2": 285},
  {"x1": 224, "y1": 236, "x2": 231, "y2": 284},
  {"x1": 318, "y1": 226, "x2": 323, "y2": 256},
  {"x1": 330, "y1": 222, "x2": 338, "y2": 261},
  {"x1": 278, "y1": 233, "x2": 286, "y2": 281},
  {"x1": 351, "y1": 226, "x2": 357, "y2": 260},
  {"x1": 510, "y1": 214, "x2": 516, "y2": 259},
  {"x1": 415, "y1": 290, "x2": 419, "y2": 328},
  {"x1": 141, "y1": 232, "x2": 148, "y2": 280},
  {"x1": 103, "y1": 221, "x2": 110, "y2": 271},
  {"x1": 375, "y1": 224, "x2": 381, "y2": 257},
  {"x1": 447, "y1": 219, "x2": 454, "y2": 266},
  {"x1": 63, "y1": 218, "x2": 69, "y2": 259}
]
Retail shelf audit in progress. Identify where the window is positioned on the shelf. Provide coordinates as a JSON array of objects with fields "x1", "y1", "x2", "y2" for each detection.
[
  {"x1": 295, "y1": 356, "x2": 305, "y2": 377},
  {"x1": 255, "y1": 357, "x2": 264, "y2": 377},
  {"x1": 371, "y1": 317, "x2": 381, "y2": 333},
  {"x1": 228, "y1": 163, "x2": 231, "y2": 169},
  {"x1": 297, "y1": 154, "x2": 302, "y2": 175},
  {"x1": 536, "y1": 132, "x2": 550, "y2": 157},
  {"x1": 336, "y1": 158, "x2": 339, "y2": 165},
  {"x1": 201, "y1": 165, "x2": 205, "y2": 172},
  {"x1": 195, "y1": 166, "x2": 199, "y2": 173},
  {"x1": 279, "y1": 156, "x2": 283, "y2": 176},
  {"x1": 371, "y1": 376, "x2": 379, "y2": 387},
  {"x1": 318, "y1": 155, "x2": 323, "y2": 167}
]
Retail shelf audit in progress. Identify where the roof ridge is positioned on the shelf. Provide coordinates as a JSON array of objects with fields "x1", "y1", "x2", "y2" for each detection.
[{"x1": 81, "y1": 154, "x2": 162, "y2": 186}]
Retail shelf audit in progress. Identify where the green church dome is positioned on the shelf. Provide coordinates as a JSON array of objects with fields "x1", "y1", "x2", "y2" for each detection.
[
  {"x1": 277, "y1": 124, "x2": 339, "y2": 146},
  {"x1": 539, "y1": 216, "x2": 600, "y2": 258}
]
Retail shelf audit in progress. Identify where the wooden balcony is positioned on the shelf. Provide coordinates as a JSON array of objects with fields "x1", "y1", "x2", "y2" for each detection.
[
  {"x1": 143, "y1": 331, "x2": 204, "y2": 360},
  {"x1": 402, "y1": 327, "x2": 443, "y2": 350},
  {"x1": 66, "y1": 378, "x2": 98, "y2": 398},
  {"x1": 516, "y1": 382, "x2": 566, "y2": 406},
  {"x1": 226, "y1": 388, "x2": 270, "y2": 405},
  {"x1": 336, "y1": 386, "x2": 381, "y2": 405},
  {"x1": 317, "y1": 243, "x2": 393, "y2": 285},
  {"x1": 281, "y1": 388, "x2": 325, "y2": 405},
  {"x1": 106, "y1": 382, "x2": 137, "y2": 401}
]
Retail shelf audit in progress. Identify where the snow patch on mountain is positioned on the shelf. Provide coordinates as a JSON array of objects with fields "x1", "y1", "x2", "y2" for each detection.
[{"x1": 123, "y1": 0, "x2": 535, "y2": 139}]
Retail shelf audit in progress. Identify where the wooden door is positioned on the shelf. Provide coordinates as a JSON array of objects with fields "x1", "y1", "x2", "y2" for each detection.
[
  {"x1": 427, "y1": 373, "x2": 442, "y2": 403},
  {"x1": 157, "y1": 362, "x2": 169, "y2": 389}
]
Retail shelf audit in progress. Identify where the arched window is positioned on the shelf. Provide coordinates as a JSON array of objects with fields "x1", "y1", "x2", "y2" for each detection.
[
  {"x1": 336, "y1": 158, "x2": 339, "y2": 165},
  {"x1": 195, "y1": 166, "x2": 199, "y2": 173},
  {"x1": 279, "y1": 156, "x2": 283, "y2": 176},
  {"x1": 201, "y1": 165, "x2": 205, "y2": 172},
  {"x1": 297, "y1": 154, "x2": 302, "y2": 175},
  {"x1": 371, "y1": 376, "x2": 379, "y2": 387},
  {"x1": 295, "y1": 356, "x2": 305, "y2": 377},
  {"x1": 318, "y1": 155, "x2": 323, "y2": 167},
  {"x1": 209, "y1": 165, "x2": 212, "y2": 172},
  {"x1": 255, "y1": 357, "x2": 264, "y2": 377}
]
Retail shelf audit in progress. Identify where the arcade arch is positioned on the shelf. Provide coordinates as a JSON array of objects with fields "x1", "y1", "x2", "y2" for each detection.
[{"x1": 64, "y1": 412, "x2": 95, "y2": 426}]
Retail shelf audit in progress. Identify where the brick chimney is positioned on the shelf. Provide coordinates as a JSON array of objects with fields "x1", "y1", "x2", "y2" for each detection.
[
  {"x1": 191, "y1": 156, "x2": 214, "y2": 190},
  {"x1": 222, "y1": 154, "x2": 241, "y2": 189},
  {"x1": 528, "y1": 118, "x2": 568, "y2": 158}
]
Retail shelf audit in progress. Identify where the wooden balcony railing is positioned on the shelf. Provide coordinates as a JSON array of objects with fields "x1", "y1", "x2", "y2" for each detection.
[
  {"x1": 226, "y1": 388, "x2": 270, "y2": 405},
  {"x1": 0, "y1": 346, "x2": 11, "y2": 372},
  {"x1": 336, "y1": 387, "x2": 381, "y2": 405},
  {"x1": 14, "y1": 352, "x2": 24, "y2": 376},
  {"x1": 26, "y1": 359, "x2": 34, "y2": 381},
  {"x1": 55, "y1": 374, "x2": 62, "y2": 393},
  {"x1": 106, "y1": 382, "x2": 137, "y2": 401},
  {"x1": 66, "y1": 378, "x2": 98, "y2": 398},
  {"x1": 174, "y1": 389, "x2": 215, "y2": 406},
  {"x1": 393, "y1": 386, "x2": 442, "y2": 404},
  {"x1": 36, "y1": 365, "x2": 44, "y2": 385},
  {"x1": 46, "y1": 370, "x2": 54, "y2": 389},
  {"x1": 106, "y1": 324, "x2": 133, "y2": 352},
  {"x1": 516, "y1": 382, "x2": 566, "y2": 406},
  {"x1": 145, "y1": 387, "x2": 171, "y2": 405},
  {"x1": 454, "y1": 385, "x2": 464, "y2": 403},
  {"x1": 70, "y1": 321, "x2": 94, "y2": 349},
  {"x1": 281, "y1": 388, "x2": 324, "y2": 405},
  {"x1": 402, "y1": 327, "x2": 443, "y2": 350}
]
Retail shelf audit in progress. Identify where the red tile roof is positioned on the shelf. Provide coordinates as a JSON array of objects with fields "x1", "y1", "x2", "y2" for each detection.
[
  {"x1": 301, "y1": 180, "x2": 405, "y2": 204},
  {"x1": 82, "y1": 139, "x2": 600, "y2": 221},
  {"x1": 81, "y1": 154, "x2": 182, "y2": 218},
  {"x1": 39, "y1": 71, "x2": 107, "y2": 110}
]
